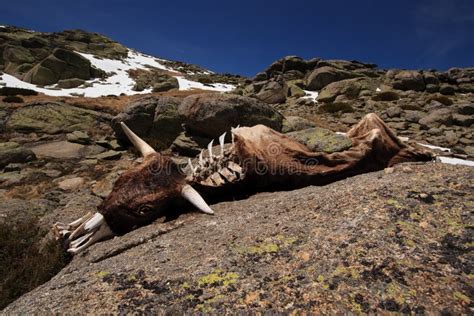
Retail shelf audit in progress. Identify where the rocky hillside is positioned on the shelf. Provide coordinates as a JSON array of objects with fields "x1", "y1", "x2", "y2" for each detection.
[
  {"x1": 234, "y1": 56, "x2": 474, "y2": 158},
  {"x1": 0, "y1": 25, "x2": 473, "y2": 312},
  {"x1": 0, "y1": 25, "x2": 243, "y2": 97}
]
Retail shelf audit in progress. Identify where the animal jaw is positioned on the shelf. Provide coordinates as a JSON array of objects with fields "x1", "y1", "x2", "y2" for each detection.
[{"x1": 52, "y1": 113, "x2": 433, "y2": 254}]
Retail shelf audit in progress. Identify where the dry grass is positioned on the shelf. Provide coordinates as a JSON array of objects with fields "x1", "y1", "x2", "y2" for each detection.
[
  {"x1": 15, "y1": 90, "x2": 216, "y2": 114},
  {"x1": 0, "y1": 218, "x2": 69, "y2": 309}
]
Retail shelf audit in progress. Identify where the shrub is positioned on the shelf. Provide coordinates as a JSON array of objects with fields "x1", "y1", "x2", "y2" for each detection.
[
  {"x1": 0, "y1": 87, "x2": 38, "y2": 96},
  {"x1": 2, "y1": 95, "x2": 24, "y2": 103},
  {"x1": 0, "y1": 218, "x2": 69, "y2": 309}
]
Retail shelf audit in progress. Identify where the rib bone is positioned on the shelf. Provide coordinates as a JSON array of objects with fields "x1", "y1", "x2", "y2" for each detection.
[
  {"x1": 208, "y1": 140, "x2": 214, "y2": 163},
  {"x1": 219, "y1": 132, "x2": 226, "y2": 156}
]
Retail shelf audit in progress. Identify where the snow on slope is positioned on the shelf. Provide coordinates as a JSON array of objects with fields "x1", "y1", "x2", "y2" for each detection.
[{"x1": 0, "y1": 50, "x2": 235, "y2": 97}]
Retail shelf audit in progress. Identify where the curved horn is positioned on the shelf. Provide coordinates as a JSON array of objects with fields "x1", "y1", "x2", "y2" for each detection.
[
  {"x1": 120, "y1": 122, "x2": 156, "y2": 157},
  {"x1": 181, "y1": 184, "x2": 214, "y2": 215}
]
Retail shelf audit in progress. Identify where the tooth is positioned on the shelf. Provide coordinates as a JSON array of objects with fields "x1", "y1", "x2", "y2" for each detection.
[
  {"x1": 208, "y1": 139, "x2": 214, "y2": 163},
  {"x1": 67, "y1": 212, "x2": 96, "y2": 240},
  {"x1": 84, "y1": 213, "x2": 105, "y2": 231},
  {"x1": 70, "y1": 231, "x2": 94, "y2": 248},
  {"x1": 67, "y1": 222, "x2": 114, "y2": 254},
  {"x1": 219, "y1": 132, "x2": 226, "y2": 156}
]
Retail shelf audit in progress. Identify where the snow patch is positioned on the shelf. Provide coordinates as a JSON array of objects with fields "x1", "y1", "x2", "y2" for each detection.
[
  {"x1": 301, "y1": 90, "x2": 319, "y2": 101},
  {"x1": 417, "y1": 142, "x2": 451, "y2": 153},
  {"x1": 438, "y1": 156, "x2": 474, "y2": 167},
  {"x1": 176, "y1": 76, "x2": 234, "y2": 92},
  {"x1": 0, "y1": 49, "x2": 235, "y2": 97},
  {"x1": 0, "y1": 25, "x2": 6, "y2": 29}
]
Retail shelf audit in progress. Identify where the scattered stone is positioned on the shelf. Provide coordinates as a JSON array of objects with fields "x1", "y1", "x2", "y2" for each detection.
[
  {"x1": 56, "y1": 78, "x2": 85, "y2": 89},
  {"x1": 404, "y1": 110, "x2": 424, "y2": 123},
  {"x1": 391, "y1": 70, "x2": 425, "y2": 91},
  {"x1": 57, "y1": 177, "x2": 85, "y2": 191},
  {"x1": 152, "y1": 76, "x2": 179, "y2": 92},
  {"x1": 372, "y1": 90, "x2": 400, "y2": 101},
  {"x1": 66, "y1": 131, "x2": 91, "y2": 145},
  {"x1": 0, "y1": 142, "x2": 36, "y2": 168},
  {"x1": 425, "y1": 84, "x2": 439, "y2": 93},
  {"x1": 419, "y1": 108, "x2": 453, "y2": 129},
  {"x1": 170, "y1": 132, "x2": 211, "y2": 157},
  {"x1": 455, "y1": 103, "x2": 474, "y2": 115},
  {"x1": 4, "y1": 163, "x2": 23, "y2": 172},
  {"x1": 282, "y1": 116, "x2": 317, "y2": 133},
  {"x1": 386, "y1": 106, "x2": 402, "y2": 118},
  {"x1": 439, "y1": 84, "x2": 455, "y2": 95},
  {"x1": 94, "y1": 150, "x2": 122, "y2": 160},
  {"x1": 452, "y1": 114, "x2": 474, "y2": 127}
]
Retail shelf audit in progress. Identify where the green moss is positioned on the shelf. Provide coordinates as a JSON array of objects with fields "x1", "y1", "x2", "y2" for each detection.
[
  {"x1": 387, "y1": 198, "x2": 402, "y2": 208},
  {"x1": 317, "y1": 275, "x2": 325, "y2": 283},
  {"x1": 385, "y1": 282, "x2": 417, "y2": 305},
  {"x1": 198, "y1": 270, "x2": 239, "y2": 287},
  {"x1": 332, "y1": 266, "x2": 360, "y2": 279},
  {"x1": 240, "y1": 242, "x2": 280, "y2": 255},
  {"x1": 453, "y1": 291, "x2": 471, "y2": 304},
  {"x1": 96, "y1": 271, "x2": 109, "y2": 278}
]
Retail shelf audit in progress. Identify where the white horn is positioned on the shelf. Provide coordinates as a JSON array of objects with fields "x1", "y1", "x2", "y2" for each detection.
[
  {"x1": 181, "y1": 184, "x2": 214, "y2": 215},
  {"x1": 120, "y1": 122, "x2": 156, "y2": 157}
]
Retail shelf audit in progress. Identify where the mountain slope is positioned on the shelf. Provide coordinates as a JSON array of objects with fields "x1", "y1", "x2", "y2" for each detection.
[{"x1": 0, "y1": 25, "x2": 240, "y2": 97}]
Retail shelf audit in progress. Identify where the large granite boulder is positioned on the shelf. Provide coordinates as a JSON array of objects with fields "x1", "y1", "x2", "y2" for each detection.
[
  {"x1": 178, "y1": 93, "x2": 284, "y2": 138},
  {"x1": 306, "y1": 66, "x2": 355, "y2": 91},
  {"x1": 391, "y1": 71, "x2": 425, "y2": 91},
  {"x1": 255, "y1": 78, "x2": 288, "y2": 104},
  {"x1": 112, "y1": 96, "x2": 184, "y2": 151},
  {"x1": 23, "y1": 48, "x2": 104, "y2": 85},
  {"x1": 418, "y1": 108, "x2": 453, "y2": 129},
  {"x1": 6, "y1": 101, "x2": 105, "y2": 134},
  {"x1": 317, "y1": 78, "x2": 377, "y2": 102}
]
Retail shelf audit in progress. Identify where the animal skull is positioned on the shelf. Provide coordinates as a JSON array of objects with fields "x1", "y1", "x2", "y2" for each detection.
[{"x1": 53, "y1": 113, "x2": 433, "y2": 254}]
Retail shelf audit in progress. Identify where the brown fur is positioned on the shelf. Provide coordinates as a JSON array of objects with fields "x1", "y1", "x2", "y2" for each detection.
[
  {"x1": 98, "y1": 153, "x2": 186, "y2": 234},
  {"x1": 99, "y1": 113, "x2": 433, "y2": 235}
]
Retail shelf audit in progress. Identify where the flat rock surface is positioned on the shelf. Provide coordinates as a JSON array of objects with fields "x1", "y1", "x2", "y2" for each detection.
[
  {"x1": 4, "y1": 162, "x2": 473, "y2": 314},
  {"x1": 29, "y1": 141, "x2": 104, "y2": 159}
]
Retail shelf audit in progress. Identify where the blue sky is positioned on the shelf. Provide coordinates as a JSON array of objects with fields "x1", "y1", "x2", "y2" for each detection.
[{"x1": 1, "y1": 0, "x2": 473, "y2": 76}]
